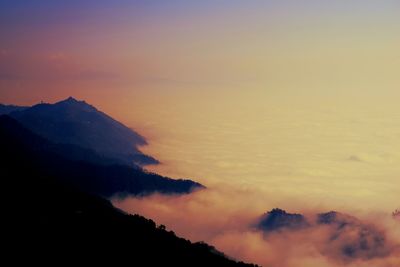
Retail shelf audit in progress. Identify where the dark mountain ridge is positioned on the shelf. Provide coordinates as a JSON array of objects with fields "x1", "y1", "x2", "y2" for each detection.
[
  {"x1": 0, "y1": 115, "x2": 203, "y2": 197},
  {"x1": 7, "y1": 97, "x2": 158, "y2": 166},
  {"x1": 0, "y1": 103, "x2": 28, "y2": 115}
]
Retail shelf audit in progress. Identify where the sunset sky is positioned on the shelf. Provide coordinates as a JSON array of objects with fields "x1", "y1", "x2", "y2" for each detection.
[{"x1": 1, "y1": 1, "x2": 400, "y2": 266}]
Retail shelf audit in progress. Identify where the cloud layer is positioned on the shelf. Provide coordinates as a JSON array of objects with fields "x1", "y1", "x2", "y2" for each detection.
[{"x1": 113, "y1": 187, "x2": 400, "y2": 267}]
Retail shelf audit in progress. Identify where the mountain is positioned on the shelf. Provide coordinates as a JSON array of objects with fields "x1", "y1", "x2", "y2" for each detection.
[
  {"x1": 0, "y1": 115, "x2": 204, "y2": 197},
  {"x1": 2, "y1": 117, "x2": 256, "y2": 266},
  {"x1": 0, "y1": 103, "x2": 28, "y2": 115},
  {"x1": 316, "y1": 211, "x2": 389, "y2": 259},
  {"x1": 257, "y1": 208, "x2": 309, "y2": 232},
  {"x1": 9, "y1": 97, "x2": 158, "y2": 166},
  {"x1": 256, "y1": 209, "x2": 391, "y2": 261},
  {"x1": 317, "y1": 211, "x2": 359, "y2": 227}
]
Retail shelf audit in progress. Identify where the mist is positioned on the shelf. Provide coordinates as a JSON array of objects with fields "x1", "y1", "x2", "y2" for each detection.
[{"x1": 113, "y1": 184, "x2": 400, "y2": 267}]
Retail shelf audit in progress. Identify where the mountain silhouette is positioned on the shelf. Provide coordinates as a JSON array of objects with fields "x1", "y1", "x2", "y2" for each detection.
[
  {"x1": 1, "y1": 117, "x2": 256, "y2": 267},
  {"x1": 257, "y1": 208, "x2": 309, "y2": 232},
  {"x1": 8, "y1": 97, "x2": 158, "y2": 166},
  {"x1": 257, "y1": 209, "x2": 391, "y2": 261},
  {"x1": 317, "y1": 211, "x2": 389, "y2": 259},
  {"x1": 0, "y1": 115, "x2": 203, "y2": 197}
]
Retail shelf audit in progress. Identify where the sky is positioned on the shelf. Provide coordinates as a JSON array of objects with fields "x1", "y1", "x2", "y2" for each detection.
[
  {"x1": 1, "y1": 1, "x2": 400, "y2": 266},
  {"x1": 1, "y1": 0, "x2": 399, "y2": 104}
]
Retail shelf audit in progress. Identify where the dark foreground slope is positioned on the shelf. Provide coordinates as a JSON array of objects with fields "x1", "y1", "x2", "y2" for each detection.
[
  {"x1": 0, "y1": 115, "x2": 203, "y2": 197},
  {"x1": 1, "y1": 116, "x2": 257, "y2": 266}
]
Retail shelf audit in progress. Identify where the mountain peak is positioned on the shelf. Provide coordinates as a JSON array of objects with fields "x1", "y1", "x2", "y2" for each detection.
[
  {"x1": 59, "y1": 96, "x2": 85, "y2": 105},
  {"x1": 66, "y1": 96, "x2": 78, "y2": 102},
  {"x1": 55, "y1": 97, "x2": 95, "y2": 111},
  {"x1": 258, "y1": 208, "x2": 309, "y2": 232}
]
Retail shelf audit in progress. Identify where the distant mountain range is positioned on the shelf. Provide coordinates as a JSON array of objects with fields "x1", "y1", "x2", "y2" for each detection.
[{"x1": 3, "y1": 97, "x2": 158, "y2": 166}]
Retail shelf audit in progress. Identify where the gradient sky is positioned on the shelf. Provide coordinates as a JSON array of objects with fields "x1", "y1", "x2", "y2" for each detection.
[
  {"x1": 1, "y1": 0, "x2": 400, "y2": 214},
  {"x1": 1, "y1": 1, "x2": 399, "y2": 104},
  {"x1": 1, "y1": 2, "x2": 400, "y2": 266}
]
